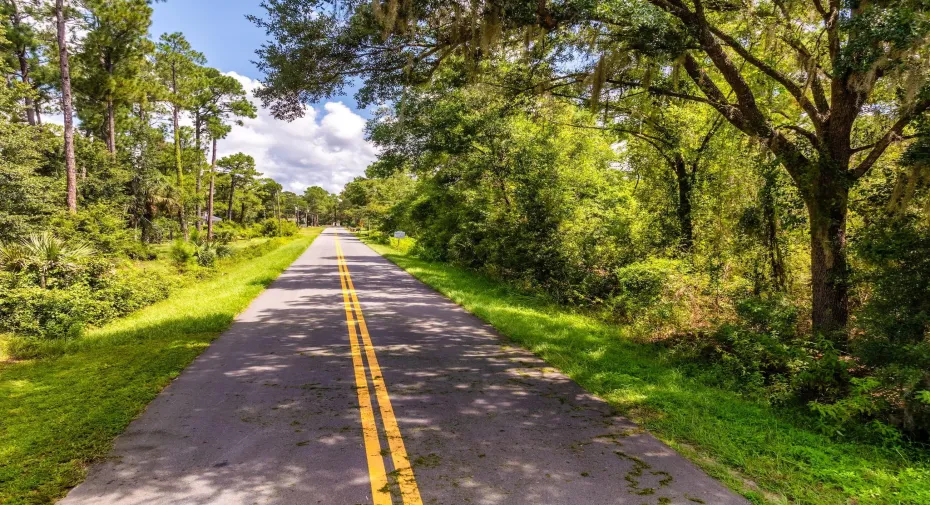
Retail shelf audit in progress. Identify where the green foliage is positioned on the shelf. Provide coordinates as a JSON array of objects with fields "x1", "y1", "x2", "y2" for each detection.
[
  {"x1": 611, "y1": 259, "x2": 687, "y2": 329},
  {"x1": 0, "y1": 286, "x2": 90, "y2": 341},
  {"x1": 260, "y1": 218, "x2": 297, "y2": 237},
  {"x1": 0, "y1": 265, "x2": 170, "y2": 349},
  {"x1": 192, "y1": 241, "x2": 231, "y2": 268},
  {"x1": 195, "y1": 244, "x2": 217, "y2": 267},
  {"x1": 669, "y1": 297, "x2": 808, "y2": 401},
  {"x1": 49, "y1": 204, "x2": 139, "y2": 257},
  {"x1": 0, "y1": 231, "x2": 319, "y2": 504},
  {"x1": 368, "y1": 241, "x2": 930, "y2": 505},
  {"x1": 169, "y1": 239, "x2": 195, "y2": 267}
]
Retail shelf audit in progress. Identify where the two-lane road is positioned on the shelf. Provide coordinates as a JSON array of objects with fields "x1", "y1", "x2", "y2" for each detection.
[{"x1": 61, "y1": 228, "x2": 747, "y2": 505}]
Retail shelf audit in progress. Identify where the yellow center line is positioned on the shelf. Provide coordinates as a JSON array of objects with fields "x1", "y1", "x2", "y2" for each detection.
[
  {"x1": 336, "y1": 236, "x2": 392, "y2": 505},
  {"x1": 336, "y1": 233, "x2": 424, "y2": 505}
]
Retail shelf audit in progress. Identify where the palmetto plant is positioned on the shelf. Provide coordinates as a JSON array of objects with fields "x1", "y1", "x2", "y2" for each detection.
[
  {"x1": 0, "y1": 242, "x2": 29, "y2": 274},
  {"x1": 0, "y1": 233, "x2": 92, "y2": 288}
]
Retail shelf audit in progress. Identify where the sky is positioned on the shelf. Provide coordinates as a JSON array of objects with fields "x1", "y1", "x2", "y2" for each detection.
[{"x1": 150, "y1": 0, "x2": 377, "y2": 193}]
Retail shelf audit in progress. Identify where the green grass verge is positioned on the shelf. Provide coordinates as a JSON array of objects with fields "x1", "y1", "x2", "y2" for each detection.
[
  {"x1": 366, "y1": 240, "x2": 930, "y2": 505},
  {"x1": 0, "y1": 228, "x2": 321, "y2": 505}
]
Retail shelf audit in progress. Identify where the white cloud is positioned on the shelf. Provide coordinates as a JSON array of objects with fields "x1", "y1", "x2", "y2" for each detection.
[{"x1": 216, "y1": 72, "x2": 377, "y2": 194}]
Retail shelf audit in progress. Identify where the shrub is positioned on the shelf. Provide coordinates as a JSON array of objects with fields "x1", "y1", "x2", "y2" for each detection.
[
  {"x1": 849, "y1": 215, "x2": 930, "y2": 440},
  {"x1": 0, "y1": 263, "x2": 172, "y2": 356},
  {"x1": 123, "y1": 241, "x2": 157, "y2": 260},
  {"x1": 212, "y1": 227, "x2": 235, "y2": 244},
  {"x1": 609, "y1": 258, "x2": 689, "y2": 338},
  {"x1": 260, "y1": 218, "x2": 298, "y2": 237},
  {"x1": 49, "y1": 204, "x2": 136, "y2": 257},
  {"x1": 668, "y1": 296, "x2": 821, "y2": 403},
  {"x1": 0, "y1": 286, "x2": 93, "y2": 340},
  {"x1": 170, "y1": 240, "x2": 195, "y2": 267},
  {"x1": 196, "y1": 245, "x2": 218, "y2": 268},
  {"x1": 95, "y1": 267, "x2": 172, "y2": 315}
]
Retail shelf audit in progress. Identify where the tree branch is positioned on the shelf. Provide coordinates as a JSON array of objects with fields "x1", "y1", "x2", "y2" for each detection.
[
  {"x1": 852, "y1": 100, "x2": 930, "y2": 178},
  {"x1": 708, "y1": 25, "x2": 823, "y2": 123},
  {"x1": 777, "y1": 124, "x2": 819, "y2": 148},
  {"x1": 605, "y1": 78, "x2": 724, "y2": 108}
]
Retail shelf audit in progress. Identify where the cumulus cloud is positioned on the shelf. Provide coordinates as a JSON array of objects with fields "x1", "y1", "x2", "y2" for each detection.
[{"x1": 217, "y1": 72, "x2": 377, "y2": 193}]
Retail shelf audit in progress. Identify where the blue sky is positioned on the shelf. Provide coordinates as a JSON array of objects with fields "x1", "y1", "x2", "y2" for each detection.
[{"x1": 150, "y1": 0, "x2": 375, "y2": 192}]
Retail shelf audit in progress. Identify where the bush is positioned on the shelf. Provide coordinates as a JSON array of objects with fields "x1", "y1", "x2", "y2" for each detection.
[
  {"x1": 95, "y1": 267, "x2": 172, "y2": 315},
  {"x1": 170, "y1": 240, "x2": 195, "y2": 267},
  {"x1": 123, "y1": 241, "x2": 157, "y2": 261},
  {"x1": 849, "y1": 215, "x2": 930, "y2": 440},
  {"x1": 664, "y1": 296, "x2": 850, "y2": 405},
  {"x1": 609, "y1": 258, "x2": 689, "y2": 338},
  {"x1": 260, "y1": 218, "x2": 298, "y2": 237},
  {"x1": 196, "y1": 244, "x2": 217, "y2": 268},
  {"x1": 0, "y1": 286, "x2": 93, "y2": 340},
  {"x1": 49, "y1": 204, "x2": 136, "y2": 257},
  {"x1": 0, "y1": 264, "x2": 172, "y2": 357},
  {"x1": 212, "y1": 227, "x2": 235, "y2": 244}
]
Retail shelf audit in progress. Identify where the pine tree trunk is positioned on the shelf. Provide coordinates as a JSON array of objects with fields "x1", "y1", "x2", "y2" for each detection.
[
  {"x1": 173, "y1": 103, "x2": 187, "y2": 238},
  {"x1": 10, "y1": 1, "x2": 36, "y2": 126},
  {"x1": 56, "y1": 0, "x2": 77, "y2": 214},
  {"x1": 227, "y1": 176, "x2": 236, "y2": 222},
  {"x1": 195, "y1": 112, "x2": 202, "y2": 231},
  {"x1": 18, "y1": 52, "x2": 36, "y2": 126},
  {"x1": 106, "y1": 94, "x2": 116, "y2": 154},
  {"x1": 207, "y1": 138, "x2": 217, "y2": 241}
]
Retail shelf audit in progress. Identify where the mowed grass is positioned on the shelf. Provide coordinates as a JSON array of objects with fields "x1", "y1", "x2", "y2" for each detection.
[
  {"x1": 366, "y1": 241, "x2": 930, "y2": 505},
  {"x1": 0, "y1": 229, "x2": 321, "y2": 505}
]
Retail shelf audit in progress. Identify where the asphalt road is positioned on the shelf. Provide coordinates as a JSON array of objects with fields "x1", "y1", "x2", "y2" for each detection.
[{"x1": 60, "y1": 228, "x2": 748, "y2": 505}]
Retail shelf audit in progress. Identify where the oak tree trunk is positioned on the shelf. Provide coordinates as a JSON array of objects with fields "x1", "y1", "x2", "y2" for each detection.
[
  {"x1": 806, "y1": 168, "x2": 851, "y2": 344},
  {"x1": 672, "y1": 155, "x2": 694, "y2": 252},
  {"x1": 56, "y1": 0, "x2": 77, "y2": 214}
]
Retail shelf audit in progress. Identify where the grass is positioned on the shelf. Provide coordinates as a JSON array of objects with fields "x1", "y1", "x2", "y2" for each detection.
[
  {"x1": 365, "y1": 239, "x2": 930, "y2": 505},
  {"x1": 0, "y1": 228, "x2": 321, "y2": 505}
]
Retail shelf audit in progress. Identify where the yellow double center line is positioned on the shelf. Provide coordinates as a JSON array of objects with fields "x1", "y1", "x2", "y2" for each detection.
[{"x1": 335, "y1": 234, "x2": 423, "y2": 505}]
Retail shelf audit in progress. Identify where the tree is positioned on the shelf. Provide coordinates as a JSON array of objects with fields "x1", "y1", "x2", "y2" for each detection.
[
  {"x1": 1, "y1": 0, "x2": 45, "y2": 125},
  {"x1": 619, "y1": 0, "x2": 930, "y2": 341},
  {"x1": 75, "y1": 0, "x2": 154, "y2": 154},
  {"x1": 217, "y1": 153, "x2": 258, "y2": 223},
  {"x1": 54, "y1": 0, "x2": 77, "y2": 214},
  {"x1": 252, "y1": 0, "x2": 930, "y2": 342},
  {"x1": 303, "y1": 186, "x2": 330, "y2": 227},
  {"x1": 0, "y1": 42, "x2": 57, "y2": 241},
  {"x1": 154, "y1": 32, "x2": 205, "y2": 237},
  {"x1": 612, "y1": 101, "x2": 726, "y2": 252},
  {"x1": 190, "y1": 68, "x2": 255, "y2": 238}
]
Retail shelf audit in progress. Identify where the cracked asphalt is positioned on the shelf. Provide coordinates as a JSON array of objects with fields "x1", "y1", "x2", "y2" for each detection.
[{"x1": 60, "y1": 228, "x2": 748, "y2": 505}]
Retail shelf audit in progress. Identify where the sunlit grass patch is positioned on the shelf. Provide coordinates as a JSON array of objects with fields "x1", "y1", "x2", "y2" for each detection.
[{"x1": 366, "y1": 240, "x2": 930, "y2": 505}]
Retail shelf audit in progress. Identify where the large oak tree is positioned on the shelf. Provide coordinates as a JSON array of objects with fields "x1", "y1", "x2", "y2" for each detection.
[{"x1": 252, "y1": 0, "x2": 930, "y2": 342}]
